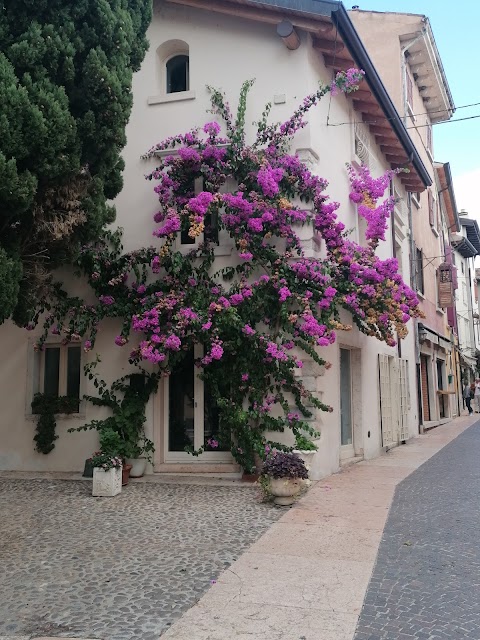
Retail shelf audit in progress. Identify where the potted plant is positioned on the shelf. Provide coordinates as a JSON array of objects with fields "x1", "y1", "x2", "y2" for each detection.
[
  {"x1": 97, "y1": 427, "x2": 132, "y2": 486},
  {"x1": 261, "y1": 450, "x2": 309, "y2": 506},
  {"x1": 31, "y1": 393, "x2": 79, "y2": 454},
  {"x1": 91, "y1": 451, "x2": 123, "y2": 497},
  {"x1": 70, "y1": 363, "x2": 159, "y2": 482},
  {"x1": 293, "y1": 434, "x2": 318, "y2": 469}
]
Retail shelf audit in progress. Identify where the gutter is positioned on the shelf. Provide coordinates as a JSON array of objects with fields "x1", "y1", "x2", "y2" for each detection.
[{"x1": 330, "y1": 4, "x2": 432, "y2": 188}]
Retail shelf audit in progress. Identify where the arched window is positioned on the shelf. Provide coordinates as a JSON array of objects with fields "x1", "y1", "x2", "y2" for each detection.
[{"x1": 166, "y1": 54, "x2": 189, "y2": 94}]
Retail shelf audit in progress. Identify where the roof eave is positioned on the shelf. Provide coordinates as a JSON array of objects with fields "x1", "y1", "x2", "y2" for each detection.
[
  {"x1": 461, "y1": 218, "x2": 480, "y2": 254},
  {"x1": 331, "y1": 4, "x2": 431, "y2": 187},
  {"x1": 452, "y1": 237, "x2": 477, "y2": 259},
  {"x1": 424, "y1": 20, "x2": 455, "y2": 120}
]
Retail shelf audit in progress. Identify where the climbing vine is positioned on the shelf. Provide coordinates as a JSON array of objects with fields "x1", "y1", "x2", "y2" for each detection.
[{"x1": 30, "y1": 70, "x2": 422, "y2": 472}]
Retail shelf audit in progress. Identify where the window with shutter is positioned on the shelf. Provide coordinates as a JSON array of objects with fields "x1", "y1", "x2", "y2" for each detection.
[
  {"x1": 406, "y1": 71, "x2": 413, "y2": 110},
  {"x1": 416, "y1": 247, "x2": 424, "y2": 294},
  {"x1": 428, "y1": 190, "x2": 435, "y2": 228},
  {"x1": 426, "y1": 122, "x2": 433, "y2": 152}
]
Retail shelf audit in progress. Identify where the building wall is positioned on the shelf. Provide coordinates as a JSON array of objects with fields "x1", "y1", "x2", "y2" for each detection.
[
  {"x1": 351, "y1": 10, "x2": 456, "y2": 428},
  {"x1": 0, "y1": 3, "x2": 418, "y2": 474}
]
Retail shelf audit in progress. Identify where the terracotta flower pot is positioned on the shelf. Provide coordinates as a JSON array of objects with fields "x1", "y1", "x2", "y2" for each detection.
[
  {"x1": 122, "y1": 463, "x2": 132, "y2": 486},
  {"x1": 242, "y1": 472, "x2": 259, "y2": 483}
]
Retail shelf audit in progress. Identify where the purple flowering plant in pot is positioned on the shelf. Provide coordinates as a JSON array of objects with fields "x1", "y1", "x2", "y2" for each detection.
[
  {"x1": 30, "y1": 70, "x2": 423, "y2": 476},
  {"x1": 261, "y1": 450, "x2": 309, "y2": 506}
]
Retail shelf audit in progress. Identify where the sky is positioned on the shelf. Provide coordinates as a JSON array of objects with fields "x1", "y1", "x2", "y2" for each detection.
[{"x1": 348, "y1": 1, "x2": 480, "y2": 216}]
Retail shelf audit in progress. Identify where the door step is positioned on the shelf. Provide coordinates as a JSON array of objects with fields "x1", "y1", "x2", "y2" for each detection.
[{"x1": 340, "y1": 455, "x2": 364, "y2": 469}]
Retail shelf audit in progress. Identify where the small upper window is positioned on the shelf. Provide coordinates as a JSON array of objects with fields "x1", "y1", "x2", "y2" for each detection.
[
  {"x1": 166, "y1": 54, "x2": 189, "y2": 94},
  {"x1": 32, "y1": 343, "x2": 81, "y2": 413},
  {"x1": 406, "y1": 71, "x2": 413, "y2": 109},
  {"x1": 426, "y1": 122, "x2": 433, "y2": 153}
]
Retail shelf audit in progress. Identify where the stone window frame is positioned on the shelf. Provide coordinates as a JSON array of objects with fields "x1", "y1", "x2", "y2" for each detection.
[
  {"x1": 148, "y1": 39, "x2": 195, "y2": 106},
  {"x1": 25, "y1": 338, "x2": 85, "y2": 418}
]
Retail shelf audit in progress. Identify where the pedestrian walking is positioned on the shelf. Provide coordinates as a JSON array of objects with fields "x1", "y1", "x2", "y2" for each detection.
[
  {"x1": 474, "y1": 379, "x2": 480, "y2": 413},
  {"x1": 463, "y1": 381, "x2": 473, "y2": 415}
]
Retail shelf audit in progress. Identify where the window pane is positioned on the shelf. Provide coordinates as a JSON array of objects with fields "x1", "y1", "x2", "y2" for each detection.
[
  {"x1": 169, "y1": 349, "x2": 195, "y2": 451},
  {"x1": 44, "y1": 347, "x2": 60, "y2": 397},
  {"x1": 181, "y1": 227, "x2": 196, "y2": 245},
  {"x1": 204, "y1": 211, "x2": 219, "y2": 245},
  {"x1": 67, "y1": 346, "x2": 81, "y2": 399},
  {"x1": 204, "y1": 380, "x2": 228, "y2": 451},
  {"x1": 166, "y1": 55, "x2": 189, "y2": 94}
]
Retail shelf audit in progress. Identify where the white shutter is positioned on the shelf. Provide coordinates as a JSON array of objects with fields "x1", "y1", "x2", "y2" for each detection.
[
  {"x1": 399, "y1": 359, "x2": 409, "y2": 441},
  {"x1": 354, "y1": 122, "x2": 381, "y2": 177},
  {"x1": 379, "y1": 354, "x2": 395, "y2": 447}
]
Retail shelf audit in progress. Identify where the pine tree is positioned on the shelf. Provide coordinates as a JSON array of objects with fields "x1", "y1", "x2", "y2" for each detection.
[{"x1": 0, "y1": 0, "x2": 152, "y2": 324}]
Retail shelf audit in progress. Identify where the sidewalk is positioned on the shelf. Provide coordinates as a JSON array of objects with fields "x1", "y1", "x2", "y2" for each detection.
[{"x1": 161, "y1": 414, "x2": 478, "y2": 640}]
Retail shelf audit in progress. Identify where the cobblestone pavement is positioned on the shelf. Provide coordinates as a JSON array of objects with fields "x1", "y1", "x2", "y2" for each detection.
[
  {"x1": 354, "y1": 420, "x2": 480, "y2": 640},
  {"x1": 0, "y1": 479, "x2": 282, "y2": 640}
]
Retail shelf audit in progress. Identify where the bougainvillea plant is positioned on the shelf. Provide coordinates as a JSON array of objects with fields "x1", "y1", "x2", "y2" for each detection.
[{"x1": 31, "y1": 70, "x2": 422, "y2": 472}]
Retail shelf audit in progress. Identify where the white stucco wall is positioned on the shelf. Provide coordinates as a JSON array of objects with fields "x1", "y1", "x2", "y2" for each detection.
[{"x1": 0, "y1": 3, "x2": 418, "y2": 475}]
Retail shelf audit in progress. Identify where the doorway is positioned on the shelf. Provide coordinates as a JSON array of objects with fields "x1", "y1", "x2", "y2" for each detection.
[
  {"x1": 436, "y1": 358, "x2": 446, "y2": 419},
  {"x1": 156, "y1": 345, "x2": 232, "y2": 467},
  {"x1": 340, "y1": 348, "x2": 354, "y2": 459},
  {"x1": 420, "y1": 355, "x2": 431, "y2": 422}
]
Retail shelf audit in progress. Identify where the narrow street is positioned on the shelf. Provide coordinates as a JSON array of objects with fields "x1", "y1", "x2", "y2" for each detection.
[{"x1": 354, "y1": 418, "x2": 480, "y2": 640}]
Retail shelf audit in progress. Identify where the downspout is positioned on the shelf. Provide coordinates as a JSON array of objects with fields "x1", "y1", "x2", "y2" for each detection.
[
  {"x1": 390, "y1": 183, "x2": 401, "y2": 359},
  {"x1": 408, "y1": 192, "x2": 421, "y2": 430}
]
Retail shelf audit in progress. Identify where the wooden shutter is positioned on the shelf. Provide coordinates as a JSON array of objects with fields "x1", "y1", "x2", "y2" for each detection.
[
  {"x1": 428, "y1": 190, "x2": 434, "y2": 227},
  {"x1": 399, "y1": 359, "x2": 409, "y2": 441},
  {"x1": 379, "y1": 354, "x2": 395, "y2": 447},
  {"x1": 426, "y1": 123, "x2": 433, "y2": 152},
  {"x1": 406, "y1": 72, "x2": 413, "y2": 107}
]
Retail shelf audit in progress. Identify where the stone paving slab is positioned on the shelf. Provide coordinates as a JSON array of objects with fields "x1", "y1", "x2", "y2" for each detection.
[
  {"x1": 0, "y1": 480, "x2": 282, "y2": 640},
  {"x1": 161, "y1": 414, "x2": 478, "y2": 640}
]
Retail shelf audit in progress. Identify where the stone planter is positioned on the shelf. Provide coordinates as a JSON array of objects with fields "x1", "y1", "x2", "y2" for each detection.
[
  {"x1": 92, "y1": 467, "x2": 122, "y2": 497},
  {"x1": 293, "y1": 449, "x2": 316, "y2": 470},
  {"x1": 126, "y1": 457, "x2": 147, "y2": 478},
  {"x1": 269, "y1": 477, "x2": 304, "y2": 506}
]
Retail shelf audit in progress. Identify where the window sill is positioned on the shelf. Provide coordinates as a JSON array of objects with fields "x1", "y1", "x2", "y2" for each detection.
[
  {"x1": 431, "y1": 226, "x2": 439, "y2": 237},
  {"x1": 426, "y1": 147, "x2": 434, "y2": 163},
  {"x1": 25, "y1": 412, "x2": 86, "y2": 422},
  {"x1": 177, "y1": 244, "x2": 232, "y2": 256},
  {"x1": 436, "y1": 308, "x2": 445, "y2": 315},
  {"x1": 148, "y1": 90, "x2": 196, "y2": 106},
  {"x1": 411, "y1": 195, "x2": 420, "y2": 209},
  {"x1": 416, "y1": 291, "x2": 425, "y2": 300},
  {"x1": 214, "y1": 246, "x2": 233, "y2": 257}
]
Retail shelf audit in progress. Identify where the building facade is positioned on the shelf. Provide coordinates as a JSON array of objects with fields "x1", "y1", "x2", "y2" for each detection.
[
  {"x1": 0, "y1": 0, "x2": 436, "y2": 477},
  {"x1": 350, "y1": 9, "x2": 460, "y2": 430}
]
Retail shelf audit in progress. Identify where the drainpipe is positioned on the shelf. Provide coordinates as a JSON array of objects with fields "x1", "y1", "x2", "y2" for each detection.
[
  {"x1": 390, "y1": 183, "x2": 402, "y2": 359},
  {"x1": 407, "y1": 192, "x2": 421, "y2": 431}
]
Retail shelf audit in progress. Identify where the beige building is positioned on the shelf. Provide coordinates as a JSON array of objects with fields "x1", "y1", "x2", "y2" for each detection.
[
  {"x1": 350, "y1": 9, "x2": 459, "y2": 429},
  {"x1": 0, "y1": 0, "x2": 432, "y2": 477}
]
